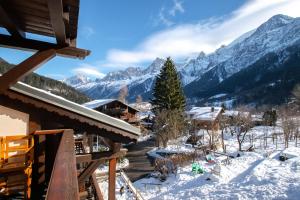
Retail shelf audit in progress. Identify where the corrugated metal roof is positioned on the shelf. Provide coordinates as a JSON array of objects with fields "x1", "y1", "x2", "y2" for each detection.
[{"x1": 10, "y1": 82, "x2": 140, "y2": 137}]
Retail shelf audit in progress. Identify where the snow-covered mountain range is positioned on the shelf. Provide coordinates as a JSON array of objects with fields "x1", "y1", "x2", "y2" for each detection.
[{"x1": 64, "y1": 14, "x2": 300, "y2": 106}]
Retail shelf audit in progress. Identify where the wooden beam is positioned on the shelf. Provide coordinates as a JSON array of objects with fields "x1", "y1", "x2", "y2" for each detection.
[
  {"x1": 92, "y1": 149, "x2": 127, "y2": 160},
  {"x1": 0, "y1": 34, "x2": 90, "y2": 59},
  {"x1": 78, "y1": 160, "x2": 103, "y2": 186},
  {"x1": 0, "y1": 49, "x2": 56, "y2": 92},
  {"x1": 92, "y1": 172, "x2": 104, "y2": 200},
  {"x1": 76, "y1": 149, "x2": 127, "y2": 164},
  {"x1": 46, "y1": 129, "x2": 79, "y2": 200},
  {"x1": 0, "y1": 4, "x2": 25, "y2": 38},
  {"x1": 112, "y1": 143, "x2": 121, "y2": 153},
  {"x1": 47, "y1": 0, "x2": 68, "y2": 45},
  {"x1": 34, "y1": 129, "x2": 67, "y2": 135},
  {"x1": 76, "y1": 154, "x2": 92, "y2": 164},
  {"x1": 108, "y1": 158, "x2": 117, "y2": 200}
]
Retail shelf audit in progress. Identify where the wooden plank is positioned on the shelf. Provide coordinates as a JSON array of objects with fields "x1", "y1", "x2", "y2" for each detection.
[
  {"x1": 34, "y1": 129, "x2": 67, "y2": 135},
  {"x1": 0, "y1": 4, "x2": 25, "y2": 38},
  {"x1": 0, "y1": 49, "x2": 56, "y2": 92},
  {"x1": 76, "y1": 149, "x2": 127, "y2": 164},
  {"x1": 0, "y1": 34, "x2": 90, "y2": 59},
  {"x1": 92, "y1": 172, "x2": 104, "y2": 200},
  {"x1": 47, "y1": 0, "x2": 68, "y2": 45},
  {"x1": 46, "y1": 129, "x2": 79, "y2": 200},
  {"x1": 108, "y1": 158, "x2": 116, "y2": 200}
]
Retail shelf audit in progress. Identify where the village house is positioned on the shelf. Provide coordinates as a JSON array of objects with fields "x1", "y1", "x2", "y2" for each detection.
[
  {"x1": 187, "y1": 107, "x2": 224, "y2": 132},
  {"x1": 83, "y1": 99, "x2": 140, "y2": 126},
  {"x1": 222, "y1": 110, "x2": 251, "y2": 120}
]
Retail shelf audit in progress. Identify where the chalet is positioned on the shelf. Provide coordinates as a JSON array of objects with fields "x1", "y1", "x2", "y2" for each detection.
[
  {"x1": 187, "y1": 107, "x2": 224, "y2": 131},
  {"x1": 130, "y1": 102, "x2": 155, "y2": 130},
  {"x1": 222, "y1": 110, "x2": 250, "y2": 120},
  {"x1": 0, "y1": 1, "x2": 140, "y2": 200},
  {"x1": 83, "y1": 99, "x2": 140, "y2": 126}
]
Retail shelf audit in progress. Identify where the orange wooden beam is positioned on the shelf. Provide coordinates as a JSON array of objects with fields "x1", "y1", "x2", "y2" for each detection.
[
  {"x1": 33, "y1": 129, "x2": 70, "y2": 135},
  {"x1": 108, "y1": 158, "x2": 116, "y2": 200}
]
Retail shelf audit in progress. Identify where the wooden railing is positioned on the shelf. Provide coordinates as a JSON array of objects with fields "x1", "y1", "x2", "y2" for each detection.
[{"x1": 32, "y1": 129, "x2": 79, "y2": 200}]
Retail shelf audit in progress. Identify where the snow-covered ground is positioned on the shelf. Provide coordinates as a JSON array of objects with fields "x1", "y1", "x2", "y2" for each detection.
[
  {"x1": 98, "y1": 174, "x2": 137, "y2": 200},
  {"x1": 132, "y1": 126, "x2": 300, "y2": 200}
]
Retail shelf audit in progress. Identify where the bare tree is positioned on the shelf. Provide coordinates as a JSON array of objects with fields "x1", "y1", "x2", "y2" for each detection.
[
  {"x1": 219, "y1": 116, "x2": 230, "y2": 153},
  {"x1": 118, "y1": 85, "x2": 128, "y2": 103},
  {"x1": 279, "y1": 106, "x2": 298, "y2": 148},
  {"x1": 229, "y1": 113, "x2": 253, "y2": 151}
]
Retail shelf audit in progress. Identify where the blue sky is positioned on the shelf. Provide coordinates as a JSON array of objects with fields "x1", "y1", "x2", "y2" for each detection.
[{"x1": 1, "y1": 0, "x2": 300, "y2": 80}]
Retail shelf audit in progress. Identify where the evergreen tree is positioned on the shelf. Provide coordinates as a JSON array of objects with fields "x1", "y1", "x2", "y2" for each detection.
[{"x1": 151, "y1": 57, "x2": 186, "y2": 112}]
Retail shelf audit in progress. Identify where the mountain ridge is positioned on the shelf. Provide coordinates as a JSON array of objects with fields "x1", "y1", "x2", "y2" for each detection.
[{"x1": 64, "y1": 14, "x2": 300, "y2": 106}]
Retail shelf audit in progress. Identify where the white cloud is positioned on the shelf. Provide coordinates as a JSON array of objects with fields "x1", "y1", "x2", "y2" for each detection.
[
  {"x1": 102, "y1": 0, "x2": 300, "y2": 68},
  {"x1": 169, "y1": 0, "x2": 185, "y2": 16},
  {"x1": 73, "y1": 64, "x2": 105, "y2": 78}
]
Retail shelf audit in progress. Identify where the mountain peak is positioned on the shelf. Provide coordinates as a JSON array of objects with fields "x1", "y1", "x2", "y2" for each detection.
[
  {"x1": 64, "y1": 74, "x2": 90, "y2": 86},
  {"x1": 143, "y1": 58, "x2": 165, "y2": 74},
  {"x1": 256, "y1": 14, "x2": 294, "y2": 33}
]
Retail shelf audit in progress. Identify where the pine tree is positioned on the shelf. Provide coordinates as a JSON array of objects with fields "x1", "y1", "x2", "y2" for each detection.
[{"x1": 151, "y1": 57, "x2": 186, "y2": 112}]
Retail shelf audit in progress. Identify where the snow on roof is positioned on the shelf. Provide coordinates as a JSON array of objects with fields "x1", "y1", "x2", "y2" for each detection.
[
  {"x1": 129, "y1": 102, "x2": 152, "y2": 111},
  {"x1": 187, "y1": 107, "x2": 223, "y2": 121},
  {"x1": 82, "y1": 99, "x2": 116, "y2": 109},
  {"x1": 223, "y1": 110, "x2": 250, "y2": 118},
  {"x1": 10, "y1": 82, "x2": 140, "y2": 137},
  {"x1": 251, "y1": 114, "x2": 263, "y2": 121},
  {"x1": 83, "y1": 99, "x2": 140, "y2": 112}
]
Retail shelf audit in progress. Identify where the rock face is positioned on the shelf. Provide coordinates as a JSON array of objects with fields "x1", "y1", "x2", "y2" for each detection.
[{"x1": 64, "y1": 15, "x2": 300, "y2": 105}]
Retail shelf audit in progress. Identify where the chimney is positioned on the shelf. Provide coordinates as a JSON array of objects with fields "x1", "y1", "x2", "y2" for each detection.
[{"x1": 211, "y1": 107, "x2": 214, "y2": 112}]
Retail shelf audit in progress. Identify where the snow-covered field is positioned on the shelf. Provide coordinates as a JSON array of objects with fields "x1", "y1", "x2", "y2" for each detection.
[
  {"x1": 95, "y1": 125, "x2": 300, "y2": 199},
  {"x1": 132, "y1": 126, "x2": 300, "y2": 200}
]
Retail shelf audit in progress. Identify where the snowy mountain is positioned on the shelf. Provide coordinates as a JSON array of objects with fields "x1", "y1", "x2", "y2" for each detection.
[
  {"x1": 65, "y1": 58, "x2": 166, "y2": 100},
  {"x1": 63, "y1": 74, "x2": 91, "y2": 87},
  {"x1": 64, "y1": 14, "x2": 300, "y2": 105}
]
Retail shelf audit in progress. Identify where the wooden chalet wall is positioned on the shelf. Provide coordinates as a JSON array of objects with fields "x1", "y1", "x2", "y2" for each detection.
[{"x1": 96, "y1": 101, "x2": 138, "y2": 125}]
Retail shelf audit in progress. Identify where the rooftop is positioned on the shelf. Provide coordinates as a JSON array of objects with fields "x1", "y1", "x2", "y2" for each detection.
[
  {"x1": 187, "y1": 107, "x2": 223, "y2": 121},
  {"x1": 9, "y1": 82, "x2": 140, "y2": 140}
]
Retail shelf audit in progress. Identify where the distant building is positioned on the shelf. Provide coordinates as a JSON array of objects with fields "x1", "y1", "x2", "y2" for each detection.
[
  {"x1": 83, "y1": 99, "x2": 140, "y2": 126},
  {"x1": 222, "y1": 110, "x2": 250, "y2": 120},
  {"x1": 187, "y1": 107, "x2": 224, "y2": 131},
  {"x1": 251, "y1": 114, "x2": 264, "y2": 126}
]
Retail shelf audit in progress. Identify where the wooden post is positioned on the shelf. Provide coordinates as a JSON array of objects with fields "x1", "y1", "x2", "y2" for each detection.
[
  {"x1": 108, "y1": 158, "x2": 117, "y2": 200},
  {"x1": 0, "y1": 49, "x2": 56, "y2": 92}
]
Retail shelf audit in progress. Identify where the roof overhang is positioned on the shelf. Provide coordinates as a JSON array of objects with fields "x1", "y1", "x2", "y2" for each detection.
[
  {"x1": 0, "y1": 0, "x2": 90, "y2": 59},
  {"x1": 2, "y1": 82, "x2": 140, "y2": 142}
]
